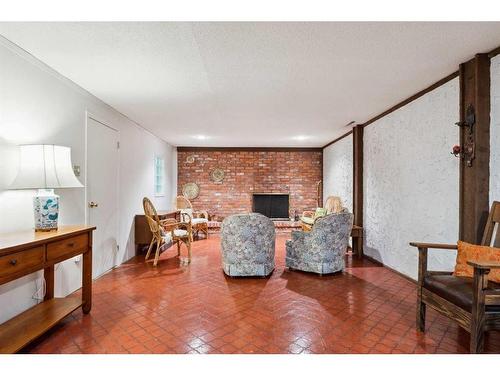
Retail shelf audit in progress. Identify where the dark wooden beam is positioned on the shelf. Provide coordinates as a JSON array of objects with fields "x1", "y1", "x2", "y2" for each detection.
[
  {"x1": 488, "y1": 45, "x2": 500, "y2": 58},
  {"x1": 177, "y1": 147, "x2": 322, "y2": 152},
  {"x1": 322, "y1": 130, "x2": 353, "y2": 149},
  {"x1": 362, "y1": 71, "x2": 459, "y2": 128},
  {"x1": 352, "y1": 125, "x2": 364, "y2": 257},
  {"x1": 459, "y1": 54, "x2": 491, "y2": 244}
]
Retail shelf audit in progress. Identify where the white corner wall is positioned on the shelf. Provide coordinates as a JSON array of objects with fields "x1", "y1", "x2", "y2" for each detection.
[
  {"x1": 364, "y1": 78, "x2": 460, "y2": 279},
  {"x1": 0, "y1": 37, "x2": 177, "y2": 324},
  {"x1": 323, "y1": 134, "x2": 353, "y2": 212},
  {"x1": 491, "y1": 55, "x2": 500, "y2": 205}
]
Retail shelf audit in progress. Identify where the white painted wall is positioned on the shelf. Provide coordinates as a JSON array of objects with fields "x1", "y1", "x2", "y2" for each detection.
[
  {"x1": 491, "y1": 55, "x2": 500, "y2": 206},
  {"x1": 323, "y1": 134, "x2": 353, "y2": 212},
  {"x1": 364, "y1": 78, "x2": 460, "y2": 279},
  {"x1": 0, "y1": 37, "x2": 177, "y2": 324}
]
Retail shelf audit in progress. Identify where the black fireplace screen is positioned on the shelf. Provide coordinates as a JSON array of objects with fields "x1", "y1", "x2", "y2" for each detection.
[{"x1": 252, "y1": 194, "x2": 289, "y2": 219}]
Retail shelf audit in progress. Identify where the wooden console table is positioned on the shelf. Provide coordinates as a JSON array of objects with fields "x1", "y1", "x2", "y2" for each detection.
[
  {"x1": 351, "y1": 225, "x2": 363, "y2": 259},
  {"x1": 0, "y1": 225, "x2": 95, "y2": 353},
  {"x1": 135, "y1": 210, "x2": 180, "y2": 253}
]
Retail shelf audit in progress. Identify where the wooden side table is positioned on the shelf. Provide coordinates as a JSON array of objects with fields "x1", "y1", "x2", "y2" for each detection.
[
  {"x1": 351, "y1": 225, "x2": 364, "y2": 258},
  {"x1": 0, "y1": 225, "x2": 95, "y2": 353}
]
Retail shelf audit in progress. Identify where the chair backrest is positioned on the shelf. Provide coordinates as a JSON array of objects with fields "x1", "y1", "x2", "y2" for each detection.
[
  {"x1": 482, "y1": 201, "x2": 500, "y2": 247},
  {"x1": 143, "y1": 197, "x2": 162, "y2": 240},
  {"x1": 220, "y1": 213, "x2": 275, "y2": 261},
  {"x1": 324, "y1": 196, "x2": 344, "y2": 214},
  {"x1": 176, "y1": 195, "x2": 193, "y2": 210},
  {"x1": 310, "y1": 212, "x2": 353, "y2": 254}
]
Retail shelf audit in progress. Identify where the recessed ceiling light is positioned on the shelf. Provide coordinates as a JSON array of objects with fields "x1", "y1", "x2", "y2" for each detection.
[
  {"x1": 192, "y1": 135, "x2": 209, "y2": 140},
  {"x1": 291, "y1": 135, "x2": 310, "y2": 141}
]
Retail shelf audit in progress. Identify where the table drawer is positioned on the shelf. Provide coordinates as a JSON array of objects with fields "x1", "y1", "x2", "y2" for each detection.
[
  {"x1": 0, "y1": 246, "x2": 45, "y2": 280},
  {"x1": 47, "y1": 234, "x2": 88, "y2": 261}
]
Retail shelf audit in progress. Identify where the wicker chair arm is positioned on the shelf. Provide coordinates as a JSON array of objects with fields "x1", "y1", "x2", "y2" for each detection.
[
  {"x1": 160, "y1": 218, "x2": 179, "y2": 232},
  {"x1": 194, "y1": 210, "x2": 209, "y2": 220}
]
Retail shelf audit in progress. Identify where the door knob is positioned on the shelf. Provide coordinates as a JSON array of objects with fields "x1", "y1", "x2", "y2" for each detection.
[{"x1": 88, "y1": 201, "x2": 99, "y2": 208}]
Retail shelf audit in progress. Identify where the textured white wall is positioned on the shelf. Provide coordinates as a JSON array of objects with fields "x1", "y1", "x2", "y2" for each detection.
[
  {"x1": 0, "y1": 37, "x2": 177, "y2": 323},
  {"x1": 323, "y1": 134, "x2": 353, "y2": 212},
  {"x1": 491, "y1": 55, "x2": 500, "y2": 206},
  {"x1": 364, "y1": 78, "x2": 460, "y2": 280}
]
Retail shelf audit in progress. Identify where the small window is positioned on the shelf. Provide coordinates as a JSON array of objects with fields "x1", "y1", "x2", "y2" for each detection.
[{"x1": 154, "y1": 156, "x2": 165, "y2": 196}]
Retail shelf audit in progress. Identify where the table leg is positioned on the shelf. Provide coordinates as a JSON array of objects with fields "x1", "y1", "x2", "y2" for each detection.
[
  {"x1": 43, "y1": 265, "x2": 54, "y2": 300},
  {"x1": 354, "y1": 236, "x2": 363, "y2": 259},
  {"x1": 82, "y1": 234, "x2": 93, "y2": 314}
]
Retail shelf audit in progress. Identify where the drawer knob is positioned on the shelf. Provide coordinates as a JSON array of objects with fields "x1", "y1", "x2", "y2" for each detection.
[
  {"x1": 67, "y1": 243, "x2": 75, "y2": 247},
  {"x1": 9, "y1": 259, "x2": 17, "y2": 266}
]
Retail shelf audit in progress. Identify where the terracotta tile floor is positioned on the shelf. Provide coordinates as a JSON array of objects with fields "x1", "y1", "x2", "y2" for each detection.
[{"x1": 24, "y1": 234, "x2": 500, "y2": 354}]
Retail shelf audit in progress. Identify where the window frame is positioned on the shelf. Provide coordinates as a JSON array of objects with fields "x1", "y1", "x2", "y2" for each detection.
[{"x1": 153, "y1": 155, "x2": 166, "y2": 197}]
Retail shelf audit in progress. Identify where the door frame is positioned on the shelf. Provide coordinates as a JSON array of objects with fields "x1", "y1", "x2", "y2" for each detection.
[{"x1": 84, "y1": 110, "x2": 121, "y2": 264}]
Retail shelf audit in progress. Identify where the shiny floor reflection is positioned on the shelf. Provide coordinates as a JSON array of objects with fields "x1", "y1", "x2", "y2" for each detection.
[{"x1": 24, "y1": 234, "x2": 500, "y2": 354}]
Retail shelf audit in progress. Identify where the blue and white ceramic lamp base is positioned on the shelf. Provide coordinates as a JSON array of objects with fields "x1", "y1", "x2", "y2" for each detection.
[{"x1": 33, "y1": 189, "x2": 59, "y2": 231}]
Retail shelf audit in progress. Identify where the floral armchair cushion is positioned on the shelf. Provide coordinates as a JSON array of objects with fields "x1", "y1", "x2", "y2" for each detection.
[
  {"x1": 286, "y1": 212, "x2": 353, "y2": 275},
  {"x1": 220, "y1": 213, "x2": 276, "y2": 276}
]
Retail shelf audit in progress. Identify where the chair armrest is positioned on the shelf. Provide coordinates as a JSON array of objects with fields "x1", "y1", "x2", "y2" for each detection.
[
  {"x1": 180, "y1": 212, "x2": 192, "y2": 223},
  {"x1": 291, "y1": 230, "x2": 307, "y2": 241},
  {"x1": 160, "y1": 218, "x2": 179, "y2": 231},
  {"x1": 467, "y1": 260, "x2": 500, "y2": 270},
  {"x1": 194, "y1": 210, "x2": 209, "y2": 219},
  {"x1": 409, "y1": 242, "x2": 458, "y2": 250}
]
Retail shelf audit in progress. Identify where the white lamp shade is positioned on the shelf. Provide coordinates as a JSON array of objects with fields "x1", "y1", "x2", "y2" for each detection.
[{"x1": 9, "y1": 145, "x2": 83, "y2": 189}]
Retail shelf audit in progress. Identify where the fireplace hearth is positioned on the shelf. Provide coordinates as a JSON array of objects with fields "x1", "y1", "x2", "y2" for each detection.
[{"x1": 252, "y1": 193, "x2": 289, "y2": 220}]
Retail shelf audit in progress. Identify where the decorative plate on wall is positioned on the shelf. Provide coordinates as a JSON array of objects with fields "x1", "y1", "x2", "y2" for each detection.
[
  {"x1": 182, "y1": 182, "x2": 200, "y2": 200},
  {"x1": 210, "y1": 168, "x2": 225, "y2": 183},
  {"x1": 186, "y1": 155, "x2": 195, "y2": 163}
]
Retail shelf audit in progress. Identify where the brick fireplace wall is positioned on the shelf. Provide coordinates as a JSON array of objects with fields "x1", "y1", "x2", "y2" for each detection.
[{"x1": 177, "y1": 150, "x2": 323, "y2": 221}]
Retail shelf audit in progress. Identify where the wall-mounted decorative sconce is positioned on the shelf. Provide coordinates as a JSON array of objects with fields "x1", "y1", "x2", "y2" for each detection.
[{"x1": 452, "y1": 104, "x2": 476, "y2": 167}]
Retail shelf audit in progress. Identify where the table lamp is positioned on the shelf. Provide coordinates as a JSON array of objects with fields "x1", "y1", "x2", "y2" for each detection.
[{"x1": 9, "y1": 144, "x2": 83, "y2": 231}]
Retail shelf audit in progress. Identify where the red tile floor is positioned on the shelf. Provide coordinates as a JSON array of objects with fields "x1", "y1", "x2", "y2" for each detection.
[{"x1": 24, "y1": 234, "x2": 500, "y2": 354}]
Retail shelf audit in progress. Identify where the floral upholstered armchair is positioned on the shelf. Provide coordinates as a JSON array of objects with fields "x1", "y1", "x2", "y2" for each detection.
[
  {"x1": 220, "y1": 213, "x2": 275, "y2": 277},
  {"x1": 287, "y1": 212, "x2": 353, "y2": 275}
]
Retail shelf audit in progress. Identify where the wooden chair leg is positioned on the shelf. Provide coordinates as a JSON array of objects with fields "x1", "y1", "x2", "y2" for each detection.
[
  {"x1": 416, "y1": 296, "x2": 426, "y2": 332},
  {"x1": 187, "y1": 239, "x2": 192, "y2": 263},
  {"x1": 153, "y1": 241, "x2": 162, "y2": 267},
  {"x1": 145, "y1": 238, "x2": 155, "y2": 261},
  {"x1": 176, "y1": 239, "x2": 181, "y2": 256},
  {"x1": 470, "y1": 313, "x2": 485, "y2": 354},
  {"x1": 416, "y1": 247, "x2": 428, "y2": 333},
  {"x1": 470, "y1": 268, "x2": 487, "y2": 353}
]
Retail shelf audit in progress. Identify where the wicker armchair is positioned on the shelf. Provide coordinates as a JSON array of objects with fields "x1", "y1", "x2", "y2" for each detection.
[
  {"x1": 143, "y1": 197, "x2": 192, "y2": 266},
  {"x1": 176, "y1": 195, "x2": 209, "y2": 239}
]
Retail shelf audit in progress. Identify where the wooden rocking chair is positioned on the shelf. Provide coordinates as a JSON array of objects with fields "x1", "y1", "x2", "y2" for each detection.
[
  {"x1": 143, "y1": 197, "x2": 192, "y2": 266},
  {"x1": 410, "y1": 201, "x2": 500, "y2": 353}
]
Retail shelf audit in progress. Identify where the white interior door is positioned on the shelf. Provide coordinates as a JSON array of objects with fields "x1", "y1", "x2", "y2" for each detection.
[{"x1": 87, "y1": 116, "x2": 119, "y2": 278}]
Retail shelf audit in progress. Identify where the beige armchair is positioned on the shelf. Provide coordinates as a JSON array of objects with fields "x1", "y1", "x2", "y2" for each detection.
[{"x1": 175, "y1": 195, "x2": 209, "y2": 239}]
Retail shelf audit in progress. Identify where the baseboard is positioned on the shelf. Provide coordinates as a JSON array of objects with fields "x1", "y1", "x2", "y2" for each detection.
[{"x1": 362, "y1": 254, "x2": 417, "y2": 285}]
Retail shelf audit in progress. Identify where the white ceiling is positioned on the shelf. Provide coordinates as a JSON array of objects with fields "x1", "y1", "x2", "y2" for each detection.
[{"x1": 1, "y1": 22, "x2": 500, "y2": 147}]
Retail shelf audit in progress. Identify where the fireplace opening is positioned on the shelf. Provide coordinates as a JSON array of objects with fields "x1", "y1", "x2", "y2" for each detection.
[{"x1": 252, "y1": 193, "x2": 289, "y2": 220}]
